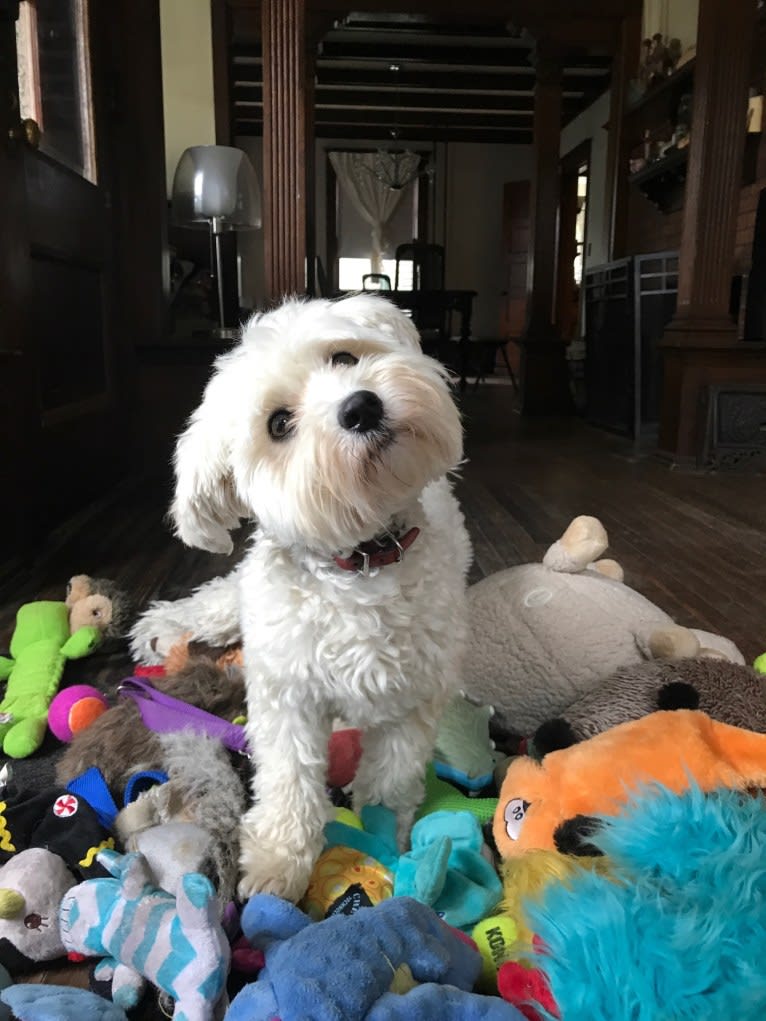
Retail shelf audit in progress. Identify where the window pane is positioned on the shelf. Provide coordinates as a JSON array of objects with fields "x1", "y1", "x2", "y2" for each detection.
[
  {"x1": 338, "y1": 258, "x2": 400, "y2": 291},
  {"x1": 16, "y1": 0, "x2": 97, "y2": 182}
]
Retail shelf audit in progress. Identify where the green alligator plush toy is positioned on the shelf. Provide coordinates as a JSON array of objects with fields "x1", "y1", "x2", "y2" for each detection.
[{"x1": 0, "y1": 577, "x2": 123, "y2": 759}]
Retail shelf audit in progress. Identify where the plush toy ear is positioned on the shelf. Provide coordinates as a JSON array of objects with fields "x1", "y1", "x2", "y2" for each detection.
[
  {"x1": 170, "y1": 361, "x2": 250, "y2": 555},
  {"x1": 553, "y1": 815, "x2": 605, "y2": 857},
  {"x1": 543, "y1": 516, "x2": 608, "y2": 573},
  {"x1": 533, "y1": 718, "x2": 578, "y2": 757},
  {"x1": 66, "y1": 576, "x2": 93, "y2": 607}
]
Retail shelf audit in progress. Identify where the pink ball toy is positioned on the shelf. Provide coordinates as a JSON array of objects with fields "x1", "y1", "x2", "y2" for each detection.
[{"x1": 49, "y1": 685, "x2": 109, "y2": 742}]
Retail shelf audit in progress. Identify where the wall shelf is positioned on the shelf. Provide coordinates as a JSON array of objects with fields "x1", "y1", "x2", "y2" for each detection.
[
  {"x1": 629, "y1": 147, "x2": 689, "y2": 213},
  {"x1": 624, "y1": 59, "x2": 695, "y2": 122}
]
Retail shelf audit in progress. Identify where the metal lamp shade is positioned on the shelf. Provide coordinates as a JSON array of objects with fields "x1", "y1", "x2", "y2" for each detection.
[{"x1": 171, "y1": 145, "x2": 261, "y2": 229}]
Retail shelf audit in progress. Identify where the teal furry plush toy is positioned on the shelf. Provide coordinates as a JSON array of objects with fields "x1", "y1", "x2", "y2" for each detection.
[
  {"x1": 499, "y1": 784, "x2": 766, "y2": 1020},
  {"x1": 58, "y1": 850, "x2": 229, "y2": 1020}
]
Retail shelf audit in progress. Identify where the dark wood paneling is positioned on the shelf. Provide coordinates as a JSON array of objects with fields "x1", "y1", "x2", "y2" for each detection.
[
  {"x1": 31, "y1": 256, "x2": 106, "y2": 411},
  {"x1": 24, "y1": 151, "x2": 106, "y2": 263},
  {"x1": 103, "y1": 0, "x2": 169, "y2": 352}
]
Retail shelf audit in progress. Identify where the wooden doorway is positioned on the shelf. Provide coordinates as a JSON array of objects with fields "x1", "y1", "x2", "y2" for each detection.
[{"x1": 557, "y1": 140, "x2": 591, "y2": 341}]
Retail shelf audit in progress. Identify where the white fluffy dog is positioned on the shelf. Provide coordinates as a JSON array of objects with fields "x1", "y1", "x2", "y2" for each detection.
[{"x1": 134, "y1": 294, "x2": 471, "y2": 902}]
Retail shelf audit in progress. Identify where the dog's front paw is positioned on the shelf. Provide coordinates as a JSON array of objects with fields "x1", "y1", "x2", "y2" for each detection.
[{"x1": 237, "y1": 829, "x2": 317, "y2": 903}]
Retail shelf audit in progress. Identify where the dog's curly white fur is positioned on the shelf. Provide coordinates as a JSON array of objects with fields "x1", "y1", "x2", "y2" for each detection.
[{"x1": 146, "y1": 294, "x2": 471, "y2": 902}]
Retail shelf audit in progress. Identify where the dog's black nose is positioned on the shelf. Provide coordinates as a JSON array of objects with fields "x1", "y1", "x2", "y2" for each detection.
[{"x1": 337, "y1": 390, "x2": 384, "y2": 433}]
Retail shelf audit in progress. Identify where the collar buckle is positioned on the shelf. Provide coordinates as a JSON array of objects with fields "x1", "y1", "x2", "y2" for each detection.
[{"x1": 334, "y1": 526, "x2": 420, "y2": 575}]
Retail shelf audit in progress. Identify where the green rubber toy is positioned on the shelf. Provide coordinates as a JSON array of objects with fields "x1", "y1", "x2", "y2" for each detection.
[
  {"x1": 0, "y1": 602, "x2": 102, "y2": 759},
  {"x1": 754, "y1": 654, "x2": 766, "y2": 675}
]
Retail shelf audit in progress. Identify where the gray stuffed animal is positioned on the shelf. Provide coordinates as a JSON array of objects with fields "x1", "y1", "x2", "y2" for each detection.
[
  {"x1": 533, "y1": 657, "x2": 766, "y2": 757},
  {"x1": 463, "y1": 515, "x2": 744, "y2": 734}
]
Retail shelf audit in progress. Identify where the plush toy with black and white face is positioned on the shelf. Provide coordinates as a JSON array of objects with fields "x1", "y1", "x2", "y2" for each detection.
[{"x1": 0, "y1": 848, "x2": 74, "y2": 973}]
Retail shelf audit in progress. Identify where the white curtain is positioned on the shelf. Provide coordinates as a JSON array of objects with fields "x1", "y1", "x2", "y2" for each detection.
[{"x1": 329, "y1": 151, "x2": 420, "y2": 272}]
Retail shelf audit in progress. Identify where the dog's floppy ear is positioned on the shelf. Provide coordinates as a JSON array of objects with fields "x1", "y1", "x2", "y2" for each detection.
[{"x1": 170, "y1": 361, "x2": 249, "y2": 555}]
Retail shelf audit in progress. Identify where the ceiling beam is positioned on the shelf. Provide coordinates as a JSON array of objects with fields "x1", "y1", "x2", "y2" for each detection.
[
  {"x1": 317, "y1": 38, "x2": 612, "y2": 69},
  {"x1": 314, "y1": 67, "x2": 600, "y2": 93},
  {"x1": 235, "y1": 121, "x2": 534, "y2": 144},
  {"x1": 318, "y1": 108, "x2": 533, "y2": 128},
  {"x1": 308, "y1": 0, "x2": 636, "y2": 17},
  {"x1": 233, "y1": 84, "x2": 587, "y2": 112}
]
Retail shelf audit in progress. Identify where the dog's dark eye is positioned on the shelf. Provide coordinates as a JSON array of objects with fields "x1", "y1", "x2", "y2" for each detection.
[
  {"x1": 332, "y1": 351, "x2": 358, "y2": 367},
  {"x1": 267, "y1": 409, "x2": 293, "y2": 440}
]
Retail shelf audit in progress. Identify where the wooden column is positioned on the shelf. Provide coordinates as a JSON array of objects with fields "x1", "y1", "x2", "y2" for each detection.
[
  {"x1": 261, "y1": 0, "x2": 313, "y2": 302},
  {"x1": 658, "y1": 0, "x2": 759, "y2": 462},
  {"x1": 211, "y1": 0, "x2": 231, "y2": 146},
  {"x1": 520, "y1": 50, "x2": 572, "y2": 414},
  {"x1": 603, "y1": 10, "x2": 641, "y2": 259}
]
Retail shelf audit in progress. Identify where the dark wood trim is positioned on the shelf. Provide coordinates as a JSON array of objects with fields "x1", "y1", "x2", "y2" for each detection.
[{"x1": 211, "y1": 0, "x2": 233, "y2": 145}]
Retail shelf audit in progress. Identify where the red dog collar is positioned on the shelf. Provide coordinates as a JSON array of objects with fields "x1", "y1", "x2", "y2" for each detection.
[{"x1": 334, "y1": 527, "x2": 420, "y2": 575}]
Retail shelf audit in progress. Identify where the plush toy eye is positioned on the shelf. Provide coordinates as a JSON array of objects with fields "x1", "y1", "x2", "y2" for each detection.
[
  {"x1": 331, "y1": 351, "x2": 358, "y2": 367},
  {"x1": 24, "y1": 913, "x2": 44, "y2": 930},
  {"x1": 504, "y1": 798, "x2": 530, "y2": 841},
  {"x1": 267, "y1": 409, "x2": 293, "y2": 440}
]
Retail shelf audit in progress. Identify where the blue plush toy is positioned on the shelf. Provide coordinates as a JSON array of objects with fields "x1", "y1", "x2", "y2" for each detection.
[
  {"x1": 227, "y1": 893, "x2": 525, "y2": 1021},
  {"x1": 1, "y1": 986, "x2": 127, "y2": 1021},
  {"x1": 512, "y1": 784, "x2": 766, "y2": 1020}
]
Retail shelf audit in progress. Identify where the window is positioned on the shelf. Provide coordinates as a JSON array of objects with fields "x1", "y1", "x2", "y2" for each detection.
[
  {"x1": 573, "y1": 169, "x2": 588, "y2": 286},
  {"x1": 16, "y1": 0, "x2": 97, "y2": 181},
  {"x1": 337, "y1": 257, "x2": 415, "y2": 291}
]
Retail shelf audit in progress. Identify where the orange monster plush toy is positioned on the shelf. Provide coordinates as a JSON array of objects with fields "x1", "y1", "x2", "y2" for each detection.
[{"x1": 493, "y1": 709, "x2": 766, "y2": 860}]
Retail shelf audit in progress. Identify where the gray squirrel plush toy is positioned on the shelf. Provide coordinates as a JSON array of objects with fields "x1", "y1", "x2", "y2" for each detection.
[{"x1": 533, "y1": 657, "x2": 766, "y2": 757}]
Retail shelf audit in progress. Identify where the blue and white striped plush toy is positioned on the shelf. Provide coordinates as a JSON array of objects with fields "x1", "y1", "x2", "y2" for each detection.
[{"x1": 58, "y1": 850, "x2": 229, "y2": 1021}]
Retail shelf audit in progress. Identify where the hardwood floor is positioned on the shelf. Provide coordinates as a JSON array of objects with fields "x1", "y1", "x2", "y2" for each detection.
[
  {"x1": 1, "y1": 382, "x2": 765, "y2": 1011},
  {"x1": 2, "y1": 381, "x2": 765, "y2": 676},
  {"x1": 458, "y1": 386, "x2": 766, "y2": 662}
]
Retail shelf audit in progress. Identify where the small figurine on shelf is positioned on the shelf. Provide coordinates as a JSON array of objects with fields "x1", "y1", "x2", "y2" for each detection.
[
  {"x1": 640, "y1": 33, "x2": 681, "y2": 89},
  {"x1": 674, "y1": 93, "x2": 692, "y2": 149}
]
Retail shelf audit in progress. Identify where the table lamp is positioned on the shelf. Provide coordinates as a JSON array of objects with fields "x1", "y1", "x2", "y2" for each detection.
[{"x1": 171, "y1": 145, "x2": 261, "y2": 340}]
